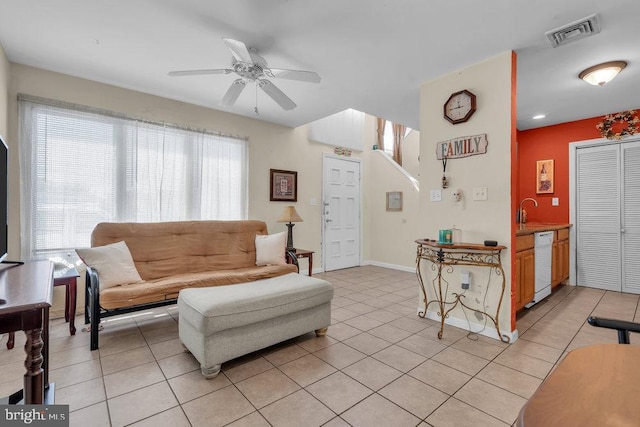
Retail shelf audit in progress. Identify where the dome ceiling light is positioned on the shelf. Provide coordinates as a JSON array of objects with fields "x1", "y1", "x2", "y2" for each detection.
[{"x1": 579, "y1": 61, "x2": 627, "y2": 86}]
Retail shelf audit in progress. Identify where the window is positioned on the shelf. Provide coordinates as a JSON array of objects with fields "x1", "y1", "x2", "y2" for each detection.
[
  {"x1": 19, "y1": 97, "x2": 248, "y2": 260},
  {"x1": 382, "y1": 120, "x2": 412, "y2": 154}
]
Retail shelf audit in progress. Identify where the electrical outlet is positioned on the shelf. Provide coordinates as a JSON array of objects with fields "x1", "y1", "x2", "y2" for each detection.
[
  {"x1": 461, "y1": 270, "x2": 470, "y2": 290},
  {"x1": 472, "y1": 187, "x2": 488, "y2": 201},
  {"x1": 552, "y1": 197, "x2": 559, "y2": 206},
  {"x1": 430, "y1": 189, "x2": 442, "y2": 202}
]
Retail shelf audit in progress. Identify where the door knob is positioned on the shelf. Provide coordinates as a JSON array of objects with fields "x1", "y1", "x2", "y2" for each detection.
[
  {"x1": 325, "y1": 219, "x2": 333, "y2": 223},
  {"x1": 621, "y1": 229, "x2": 626, "y2": 233}
]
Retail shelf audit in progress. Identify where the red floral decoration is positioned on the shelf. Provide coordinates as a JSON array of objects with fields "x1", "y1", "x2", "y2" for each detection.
[{"x1": 596, "y1": 110, "x2": 639, "y2": 140}]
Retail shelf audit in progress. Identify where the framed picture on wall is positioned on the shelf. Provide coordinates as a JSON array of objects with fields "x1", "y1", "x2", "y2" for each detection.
[
  {"x1": 386, "y1": 191, "x2": 403, "y2": 211},
  {"x1": 536, "y1": 159, "x2": 554, "y2": 194},
  {"x1": 270, "y1": 169, "x2": 298, "y2": 202}
]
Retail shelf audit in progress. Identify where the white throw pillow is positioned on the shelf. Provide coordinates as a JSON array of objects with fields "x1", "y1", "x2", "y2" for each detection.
[
  {"x1": 255, "y1": 232, "x2": 287, "y2": 266},
  {"x1": 76, "y1": 241, "x2": 143, "y2": 290}
]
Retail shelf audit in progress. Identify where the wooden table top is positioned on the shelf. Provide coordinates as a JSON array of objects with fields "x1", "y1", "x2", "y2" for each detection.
[
  {"x1": 518, "y1": 343, "x2": 640, "y2": 427},
  {"x1": 0, "y1": 261, "x2": 53, "y2": 315},
  {"x1": 416, "y1": 239, "x2": 507, "y2": 251}
]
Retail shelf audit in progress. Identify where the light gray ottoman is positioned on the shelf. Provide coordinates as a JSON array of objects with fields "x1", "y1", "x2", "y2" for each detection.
[{"x1": 178, "y1": 273, "x2": 333, "y2": 378}]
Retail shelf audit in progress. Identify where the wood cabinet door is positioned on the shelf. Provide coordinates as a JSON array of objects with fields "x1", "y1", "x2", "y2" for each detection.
[
  {"x1": 560, "y1": 239, "x2": 570, "y2": 281},
  {"x1": 522, "y1": 249, "x2": 536, "y2": 305},
  {"x1": 552, "y1": 240, "x2": 560, "y2": 286}
]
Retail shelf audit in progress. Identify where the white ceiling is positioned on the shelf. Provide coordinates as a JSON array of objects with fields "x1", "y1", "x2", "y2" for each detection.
[{"x1": 0, "y1": 0, "x2": 638, "y2": 131}]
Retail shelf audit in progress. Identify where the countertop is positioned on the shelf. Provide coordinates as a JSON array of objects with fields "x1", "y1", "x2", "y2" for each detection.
[{"x1": 515, "y1": 223, "x2": 572, "y2": 236}]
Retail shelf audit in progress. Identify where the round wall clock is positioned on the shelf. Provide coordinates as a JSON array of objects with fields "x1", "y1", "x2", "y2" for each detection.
[{"x1": 443, "y1": 90, "x2": 477, "y2": 124}]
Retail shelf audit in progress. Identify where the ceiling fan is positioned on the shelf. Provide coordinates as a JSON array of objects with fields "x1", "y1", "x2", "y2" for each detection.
[{"x1": 168, "y1": 38, "x2": 321, "y2": 112}]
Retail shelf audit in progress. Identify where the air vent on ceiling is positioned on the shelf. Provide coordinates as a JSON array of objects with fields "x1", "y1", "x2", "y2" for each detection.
[{"x1": 545, "y1": 13, "x2": 601, "y2": 48}]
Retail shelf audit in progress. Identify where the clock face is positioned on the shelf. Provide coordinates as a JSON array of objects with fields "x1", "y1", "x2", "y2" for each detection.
[{"x1": 444, "y1": 90, "x2": 476, "y2": 124}]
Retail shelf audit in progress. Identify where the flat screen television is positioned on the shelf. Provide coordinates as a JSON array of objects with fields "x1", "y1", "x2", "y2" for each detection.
[{"x1": 0, "y1": 134, "x2": 7, "y2": 263}]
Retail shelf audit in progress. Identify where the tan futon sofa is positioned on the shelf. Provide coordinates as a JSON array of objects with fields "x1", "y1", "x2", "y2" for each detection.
[{"x1": 84, "y1": 220, "x2": 298, "y2": 350}]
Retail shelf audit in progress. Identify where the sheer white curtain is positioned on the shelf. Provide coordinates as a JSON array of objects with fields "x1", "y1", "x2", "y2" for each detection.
[{"x1": 19, "y1": 96, "x2": 248, "y2": 260}]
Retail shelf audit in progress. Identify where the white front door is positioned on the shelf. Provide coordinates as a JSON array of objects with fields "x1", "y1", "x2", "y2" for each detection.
[{"x1": 322, "y1": 155, "x2": 361, "y2": 271}]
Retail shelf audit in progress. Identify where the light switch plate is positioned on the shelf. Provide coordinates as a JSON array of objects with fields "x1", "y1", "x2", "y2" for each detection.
[
  {"x1": 472, "y1": 187, "x2": 488, "y2": 201},
  {"x1": 430, "y1": 189, "x2": 442, "y2": 202},
  {"x1": 552, "y1": 197, "x2": 559, "y2": 206}
]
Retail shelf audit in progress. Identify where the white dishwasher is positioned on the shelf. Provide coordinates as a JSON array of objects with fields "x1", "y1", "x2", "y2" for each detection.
[{"x1": 525, "y1": 231, "x2": 554, "y2": 308}]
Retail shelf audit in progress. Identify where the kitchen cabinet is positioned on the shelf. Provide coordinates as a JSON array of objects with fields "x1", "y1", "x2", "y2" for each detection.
[
  {"x1": 552, "y1": 227, "x2": 570, "y2": 288},
  {"x1": 515, "y1": 234, "x2": 535, "y2": 311},
  {"x1": 515, "y1": 224, "x2": 572, "y2": 311}
]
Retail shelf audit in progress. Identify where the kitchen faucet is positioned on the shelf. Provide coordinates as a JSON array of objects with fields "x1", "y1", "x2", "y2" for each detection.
[{"x1": 519, "y1": 197, "x2": 538, "y2": 226}]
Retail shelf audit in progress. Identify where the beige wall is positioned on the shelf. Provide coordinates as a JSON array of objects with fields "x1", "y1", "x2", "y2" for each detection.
[
  {"x1": 363, "y1": 150, "x2": 419, "y2": 270},
  {"x1": 401, "y1": 130, "x2": 420, "y2": 179},
  {"x1": 0, "y1": 43, "x2": 8, "y2": 136},
  {"x1": 419, "y1": 52, "x2": 514, "y2": 340}
]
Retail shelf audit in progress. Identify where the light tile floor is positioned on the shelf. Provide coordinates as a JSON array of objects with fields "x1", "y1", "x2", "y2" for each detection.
[{"x1": 1, "y1": 266, "x2": 638, "y2": 426}]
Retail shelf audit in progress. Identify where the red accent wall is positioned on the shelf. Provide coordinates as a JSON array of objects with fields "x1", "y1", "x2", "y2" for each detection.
[{"x1": 517, "y1": 116, "x2": 605, "y2": 223}]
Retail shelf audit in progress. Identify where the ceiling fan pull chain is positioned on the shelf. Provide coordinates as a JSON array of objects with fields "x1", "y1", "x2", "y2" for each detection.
[{"x1": 254, "y1": 82, "x2": 259, "y2": 115}]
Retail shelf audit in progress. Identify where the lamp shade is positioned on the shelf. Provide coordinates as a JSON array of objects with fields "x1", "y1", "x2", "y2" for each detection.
[
  {"x1": 579, "y1": 61, "x2": 627, "y2": 86},
  {"x1": 278, "y1": 206, "x2": 303, "y2": 223}
]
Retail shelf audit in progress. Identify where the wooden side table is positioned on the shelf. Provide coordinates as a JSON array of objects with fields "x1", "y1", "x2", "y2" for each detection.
[
  {"x1": 293, "y1": 249, "x2": 314, "y2": 276},
  {"x1": 6, "y1": 266, "x2": 79, "y2": 349},
  {"x1": 53, "y1": 266, "x2": 80, "y2": 336}
]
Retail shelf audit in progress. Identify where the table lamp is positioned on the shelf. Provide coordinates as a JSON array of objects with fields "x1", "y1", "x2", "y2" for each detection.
[{"x1": 278, "y1": 206, "x2": 303, "y2": 251}]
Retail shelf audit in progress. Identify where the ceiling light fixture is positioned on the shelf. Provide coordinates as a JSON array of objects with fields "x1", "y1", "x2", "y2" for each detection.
[
  {"x1": 533, "y1": 114, "x2": 546, "y2": 120},
  {"x1": 579, "y1": 61, "x2": 627, "y2": 86}
]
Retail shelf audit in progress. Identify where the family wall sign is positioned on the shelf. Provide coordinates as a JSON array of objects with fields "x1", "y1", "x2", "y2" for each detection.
[{"x1": 436, "y1": 133, "x2": 488, "y2": 160}]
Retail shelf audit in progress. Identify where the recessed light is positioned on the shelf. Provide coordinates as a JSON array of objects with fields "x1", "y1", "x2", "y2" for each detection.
[{"x1": 533, "y1": 114, "x2": 546, "y2": 120}]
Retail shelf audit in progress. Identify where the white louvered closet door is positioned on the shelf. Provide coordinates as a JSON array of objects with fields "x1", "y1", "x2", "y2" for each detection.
[
  {"x1": 576, "y1": 144, "x2": 621, "y2": 291},
  {"x1": 622, "y1": 141, "x2": 640, "y2": 294}
]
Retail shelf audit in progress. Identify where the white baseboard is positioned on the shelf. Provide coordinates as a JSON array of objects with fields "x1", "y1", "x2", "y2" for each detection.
[
  {"x1": 422, "y1": 309, "x2": 518, "y2": 343},
  {"x1": 361, "y1": 260, "x2": 415, "y2": 273},
  {"x1": 313, "y1": 261, "x2": 415, "y2": 274}
]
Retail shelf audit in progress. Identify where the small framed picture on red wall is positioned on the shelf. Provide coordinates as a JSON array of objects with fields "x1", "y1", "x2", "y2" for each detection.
[{"x1": 536, "y1": 159, "x2": 554, "y2": 194}]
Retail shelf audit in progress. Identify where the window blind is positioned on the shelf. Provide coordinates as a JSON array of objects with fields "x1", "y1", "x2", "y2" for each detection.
[{"x1": 19, "y1": 97, "x2": 248, "y2": 260}]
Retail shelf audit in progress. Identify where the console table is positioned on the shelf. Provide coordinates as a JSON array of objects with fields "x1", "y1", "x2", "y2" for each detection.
[
  {"x1": 415, "y1": 239, "x2": 510, "y2": 343},
  {"x1": 0, "y1": 261, "x2": 54, "y2": 404}
]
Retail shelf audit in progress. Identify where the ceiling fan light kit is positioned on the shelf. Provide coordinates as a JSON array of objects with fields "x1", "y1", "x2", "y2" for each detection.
[
  {"x1": 579, "y1": 60, "x2": 627, "y2": 86},
  {"x1": 168, "y1": 38, "x2": 321, "y2": 112}
]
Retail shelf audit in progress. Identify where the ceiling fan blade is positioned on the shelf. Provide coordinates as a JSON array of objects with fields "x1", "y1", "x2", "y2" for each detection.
[
  {"x1": 266, "y1": 68, "x2": 321, "y2": 83},
  {"x1": 259, "y1": 80, "x2": 296, "y2": 110},
  {"x1": 220, "y1": 79, "x2": 247, "y2": 107},
  {"x1": 222, "y1": 38, "x2": 254, "y2": 64},
  {"x1": 168, "y1": 69, "x2": 232, "y2": 77}
]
